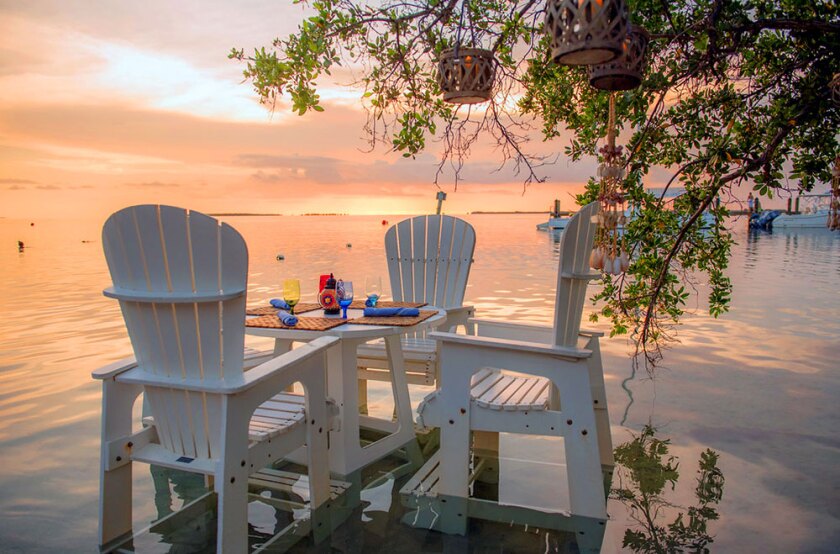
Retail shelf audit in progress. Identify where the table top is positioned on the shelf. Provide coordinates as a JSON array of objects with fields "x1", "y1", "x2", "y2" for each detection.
[{"x1": 244, "y1": 307, "x2": 447, "y2": 340}]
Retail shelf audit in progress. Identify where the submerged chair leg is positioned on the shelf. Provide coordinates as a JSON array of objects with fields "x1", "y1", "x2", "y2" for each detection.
[
  {"x1": 558, "y1": 372, "x2": 609, "y2": 523},
  {"x1": 98, "y1": 380, "x2": 142, "y2": 548},
  {"x1": 215, "y1": 402, "x2": 251, "y2": 554}
]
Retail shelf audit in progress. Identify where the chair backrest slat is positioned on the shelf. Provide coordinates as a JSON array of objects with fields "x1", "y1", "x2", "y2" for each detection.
[
  {"x1": 446, "y1": 218, "x2": 475, "y2": 307},
  {"x1": 434, "y1": 217, "x2": 455, "y2": 307},
  {"x1": 102, "y1": 205, "x2": 248, "y2": 459},
  {"x1": 552, "y1": 202, "x2": 600, "y2": 347},
  {"x1": 385, "y1": 215, "x2": 475, "y2": 310},
  {"x1": 423, "y1": 215, "x2": 442, "y2": 302},
  {"x1": 396, "y1": 219, "x2": 414, "y2": 301},
  {"x1": 411, "y1": 217, "x2": 427, "y2": 302}
]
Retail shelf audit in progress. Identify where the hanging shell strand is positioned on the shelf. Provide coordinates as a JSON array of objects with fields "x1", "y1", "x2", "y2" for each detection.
[
  {"x1": 590, "y1": 92, "x2": 631, "y2": 275},
  {"x1": 829, "y1": 155, "x2": 840, "y2": 232}
]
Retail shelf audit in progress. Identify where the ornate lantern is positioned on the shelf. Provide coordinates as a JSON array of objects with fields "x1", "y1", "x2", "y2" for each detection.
[
  {"x1": 545, "y1": 0, "x2": 629, "y2": 66},
  {"x1": 437, "y1": 47, "x2": 497, "y2": 104},
  {"x1": 830, "y1": 73, "x2": 840, "y2": 107},
  {"x1": 589, "y1": 26, "x2": 649, "y2": 91}
]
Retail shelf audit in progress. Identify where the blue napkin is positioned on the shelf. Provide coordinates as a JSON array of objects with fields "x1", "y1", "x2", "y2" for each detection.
[
  {"x1": 276, "y1": 310, "x2": 298, "y2": 326},
  {"x1": 270, "y1": 298, "x2": 291, "y2": 310},
  {"x1": 363, "y1": 307, "x2": 420, "y2": 317}
]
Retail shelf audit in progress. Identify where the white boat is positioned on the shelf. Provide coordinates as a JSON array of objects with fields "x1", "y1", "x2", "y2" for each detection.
[
  {"x1": 536, "y1": 189, "x2": 717, "y2": 232},
  {"x1": 536, "y1": 215, "x2": 571, "y2": 231},
  {"x1": 772, "y1": 194, "x2": 831, "y2": 229},
  {"x1": 536, "y1": 200, "x2": 571, "y2": 231}
]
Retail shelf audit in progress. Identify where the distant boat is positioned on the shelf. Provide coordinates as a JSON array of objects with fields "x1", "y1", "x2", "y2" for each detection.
[
  {"x1": 537, "y1": 189, "x2": 717, "y2": 232},
  {"x1": 536, "y1": 215, "x2": 571, "y2": 231},
  {"x1": 536, "y1": 200, "x2": 572, "y2": 231},
  {"x1": 772, "y1": 194, "x2": 830, "y2": 229}
]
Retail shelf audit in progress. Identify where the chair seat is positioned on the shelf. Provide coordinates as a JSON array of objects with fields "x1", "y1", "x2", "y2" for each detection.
[
  {"x1": 417, "y1": 369, "x2": 550, "y2": 428},
  {"x1": 470, "y1": 368, "x2": 550, "y2": 411},
  {"x1": 249, "y1": 392, "x2": 306, "y2": 441}
]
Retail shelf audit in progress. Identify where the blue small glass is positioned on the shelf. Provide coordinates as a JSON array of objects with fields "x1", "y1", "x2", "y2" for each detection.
[
  {"x1": 337, "y1": 280, "x2": 354, "y2": 319},
  {"x1": 365, "y1": 276, "x2": 381, "y2": 307}
]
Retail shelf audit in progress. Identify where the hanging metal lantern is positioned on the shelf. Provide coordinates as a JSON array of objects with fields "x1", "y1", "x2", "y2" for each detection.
[
  {"x1": 589, "y1": 26, "x2": 650, "y2": 91},
  {"x1": 830, "y1": 73, "x2": 840, "y2": 107},
  {"x1": 437, "y1": 47, "x2": 497, "y2": 104},
  {"x1": 545, "y1": 0, "x2": 629, "y2": 66}
]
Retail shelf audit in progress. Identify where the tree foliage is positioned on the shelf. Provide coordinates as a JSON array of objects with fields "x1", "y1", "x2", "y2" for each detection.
[{"x1": 232, "y1": 1, "x2": 840, "y2": 367}]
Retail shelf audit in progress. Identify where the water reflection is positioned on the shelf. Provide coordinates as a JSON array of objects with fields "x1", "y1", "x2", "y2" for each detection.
[{"x1": 0, "y1": 215, "x2": 838, "y2": 552}]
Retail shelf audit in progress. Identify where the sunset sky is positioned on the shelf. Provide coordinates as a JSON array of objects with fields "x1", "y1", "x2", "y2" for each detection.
[{"x1": 1, "y1": 1, "x2": 682, "y2": 220}]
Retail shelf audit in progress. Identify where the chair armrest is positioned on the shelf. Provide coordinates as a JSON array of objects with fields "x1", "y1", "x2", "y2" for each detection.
[
  {"x1": 114, "y1": 336, "x2": 340, "y2": 394},
  {"x1": 429, "y1": 331, "x2": 591, "y2": 359},
  {"x1": 92, "y1": 356, "x2": 137, "y2": 380},
  {"x1": 469, "y1": 318, "x2": 605, "y2": 341},
  {"x1": 442, "y1": 305, "x2": 475, "y2": 332},
  {"x1": 239, "y1": 336, "x2": 339, "y2": 392},
  {"x1": 469, "y1": 319, "x2": 553, "y2": 342}
]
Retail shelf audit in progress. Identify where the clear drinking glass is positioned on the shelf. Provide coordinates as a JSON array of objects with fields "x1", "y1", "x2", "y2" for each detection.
[
  {"x1": 282, "y1": 279, "x2": 301, "y2": 314},
  {"x1": 337, "y1": 280, "x2": 354, "y2": 319},
  {"x1": 364, "y1": 276, "x2": 381, "y2": 307}
]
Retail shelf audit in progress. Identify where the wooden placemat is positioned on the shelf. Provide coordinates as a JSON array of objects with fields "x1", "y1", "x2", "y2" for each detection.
[
  {"x1": 246, "y1": 302, "x2": 321, "y2": 316},
  {"x1": 246, "y1": 315, "x2": 350, "y2": 331},
  {"x1": 348, "y1": 300, "x2": 428, "y2": 310},
  {"x1": 351, "y1": 309, "x2": 437, "y2": 327}
]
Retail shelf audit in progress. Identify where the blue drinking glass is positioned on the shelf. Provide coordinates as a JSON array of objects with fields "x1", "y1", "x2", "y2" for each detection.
[
  {"x1": 365, "y1": 275, "x2": 381, "y2": 307},
  {"x1": 337, "y1": 280, "x2": 354, "y2": 319}
]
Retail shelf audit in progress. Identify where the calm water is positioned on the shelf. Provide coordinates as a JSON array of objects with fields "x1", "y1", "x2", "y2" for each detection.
[{"x1": 1, "y1": 214, "x2": 838, "y2": 553}]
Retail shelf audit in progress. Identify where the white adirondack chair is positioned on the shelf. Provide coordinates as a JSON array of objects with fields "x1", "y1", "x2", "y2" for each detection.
[
  {"x1": 357, "y1": 215, "x2": 476, "y2": 391},
  {"x1": 93, "y1": 205, "x2": 338, "y2": 553},
  {"x1": 402, "y1": 202, "x2": 613, "y2": 552}
]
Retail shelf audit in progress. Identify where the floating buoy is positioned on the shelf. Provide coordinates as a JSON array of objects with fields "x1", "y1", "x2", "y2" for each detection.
[
  {"x1": 30, "y1": 222, "x2": 34, "y2": 227},
  {"x1": 381, "y1": 220, "x2": 388, "y2": 226},
  {"x1": 276, "y1": 254, "x2": 285, "y2": 261}
]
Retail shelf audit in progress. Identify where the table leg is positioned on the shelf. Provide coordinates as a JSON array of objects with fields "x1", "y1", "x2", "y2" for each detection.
[
  {"x1": 383, "y1": 335, "x2": 414, "y2": 434},
  {"x1": 273, "y1": 339, "x2": 295, "y2": 392},
  {"x1": 325, "y1": 339, "x2": 360, "y2": 474},
  {"x1": 324, "y1": 335, "x2": 418, "y2": 476},
  {"x1": 273, "y1": 339, "x2": 293, "y2": 356}
]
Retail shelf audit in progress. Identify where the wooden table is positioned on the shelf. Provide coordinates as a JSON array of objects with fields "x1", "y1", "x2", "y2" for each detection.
[{"x1": 245, "y1": 307, "x2": 446, "y2": 476}]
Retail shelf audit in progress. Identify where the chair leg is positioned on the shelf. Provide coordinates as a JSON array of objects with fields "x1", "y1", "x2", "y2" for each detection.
[
  {"x1": 99, "y1": 380, "x2": 142, "y2": 547},
  {"x1": 560, "y1": 375, "x2": 608, "y2": 522},
  {"x1": 215, "y1": 401, "x2": 251, "y2": 554},
  {"x1": 304, "y1": 380, "x2": 331, "y2": 510},
  {"x1": 357, "y1": 378, "x2": 369, "y2": 415}
]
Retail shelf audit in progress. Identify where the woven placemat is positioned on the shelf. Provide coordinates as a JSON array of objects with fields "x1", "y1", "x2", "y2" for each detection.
[
  {"x1": 246, "y1": 302, "x2": 321, "y2": 316},
  {"x1": 246, "y1": 315, "x2": 350, "y2": 331},
  {"x1": 351, "y1": 309, "x2": 437, "y2": 327},
  {"x1": 348, "y1": 300, "x2": 428, "y2": 310}
]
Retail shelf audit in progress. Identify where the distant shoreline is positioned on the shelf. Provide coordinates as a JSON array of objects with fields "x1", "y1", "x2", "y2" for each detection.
[
  {"x1": 470, "y1": 210, "x2": 551, "y2": 215},
  {"x1": 210, "y1": 213, "x2": 281, "y2": 217}
]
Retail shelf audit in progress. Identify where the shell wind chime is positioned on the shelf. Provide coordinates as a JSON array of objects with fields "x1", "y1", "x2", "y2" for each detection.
[
  {"x1": 590, "y1": 94, "x2": 630, "y2": 274},
  {"x1": 829, "y1": 155, "x2": 840, "y2": 231}
]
